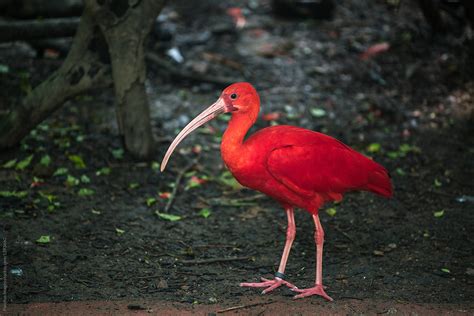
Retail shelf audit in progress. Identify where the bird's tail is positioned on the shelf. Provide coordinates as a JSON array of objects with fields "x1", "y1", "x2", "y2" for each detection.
[{"x1": 366, "y1": 166, "x2": 393, "y2": 198}]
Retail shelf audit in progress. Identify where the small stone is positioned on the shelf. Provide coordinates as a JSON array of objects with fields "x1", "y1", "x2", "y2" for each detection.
[
  {"x1": 373, "y1": 250, "x2": 384, "y2": 256},
  {"x1": 209, "y1": 297, "x2": 218, "y2": 303},
  {"x1": 157, "y1": 279, "x2": 168, "y2": 289}
]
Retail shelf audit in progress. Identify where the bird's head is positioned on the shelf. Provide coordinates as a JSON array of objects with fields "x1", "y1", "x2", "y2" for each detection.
[
  {"x1": 221, "y1": 82, "x2": 260, "y2": 115},
  {"x1": 160, "y1": 82, "x2": 260, "y2": 172}
]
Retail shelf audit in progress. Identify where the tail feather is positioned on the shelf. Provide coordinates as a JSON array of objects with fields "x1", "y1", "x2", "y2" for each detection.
[{"x1": 366, "y1": 167, "x2": 393, "y2": 198}]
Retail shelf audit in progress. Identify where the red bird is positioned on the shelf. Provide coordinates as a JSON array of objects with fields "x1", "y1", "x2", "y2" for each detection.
[{"x1": 161, "y1": 82, "x2": 392, "y2": 300}]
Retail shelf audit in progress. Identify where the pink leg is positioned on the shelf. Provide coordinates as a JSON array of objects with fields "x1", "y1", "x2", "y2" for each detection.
[
  {"x1": 292, "y1": 213, "x2": 333, "y2": 301},
  {"x1": 240, "y1": 207, "x2": 297, "y2": 293}
]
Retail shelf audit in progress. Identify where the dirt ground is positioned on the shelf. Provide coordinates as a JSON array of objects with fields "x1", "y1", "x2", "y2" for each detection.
[{"x1": 1, "y1": 0, "x2": 473, "y2": 314}]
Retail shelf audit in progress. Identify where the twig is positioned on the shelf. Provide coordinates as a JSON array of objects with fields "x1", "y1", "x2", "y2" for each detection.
[
  {"x1": 130, "y1": 274, "x2": 162, "y2": 280},
  {"x1": 334, "y1": 226, "x2": 354, "y2": 242},
  {"x1": 0, "y1": 17, "x2": 80, "y2": 42},
  {"x1": 146, "y1": 52, "x2": 242, "y2": 86},
  {"x1": 163, "y1": 158, "x2": 198, "y2": 213},
  {"x1": 182, "y1": 256, "x2": 251, "y2": 265},
  {"x1": 216, "y1": 301, "x2": 276, "y2": 313},
  {"x1": 339, "y1": 296, "x2": 364, "y2": 300}
]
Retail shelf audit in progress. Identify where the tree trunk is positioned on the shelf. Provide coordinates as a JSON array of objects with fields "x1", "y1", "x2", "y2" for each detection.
[
  {"x1": 86, "y1": 0, "x2": 166, "y2": 159},
  {"x1": 0, "y1": 9, "x2": 111, "y2": 149}
]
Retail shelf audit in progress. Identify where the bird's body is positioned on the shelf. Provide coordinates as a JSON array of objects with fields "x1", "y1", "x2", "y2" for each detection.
[
  {"x1": 222, "y1": 124, "x2": 391, "y2": 214},
  {"x1": 161, "y1": 82, "x2": 392, "y2": 300}
]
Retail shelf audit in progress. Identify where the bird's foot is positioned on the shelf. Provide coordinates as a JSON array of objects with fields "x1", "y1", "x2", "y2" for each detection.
[
  {"x1": 240, "y1": 277, "x2": 297, "y2": 294},
  {"x1": 292, "y1": 284, "x2": 333, "y2": 301}
]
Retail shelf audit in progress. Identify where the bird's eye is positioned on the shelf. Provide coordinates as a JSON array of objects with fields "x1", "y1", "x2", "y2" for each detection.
[{"x1": 230, "y1": 93, "x2": 238, "y2": 100}]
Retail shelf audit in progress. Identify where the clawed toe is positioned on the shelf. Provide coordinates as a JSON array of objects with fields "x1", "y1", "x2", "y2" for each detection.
[
  {"x1": 292, "y1": 284, "x2": 333, "y2": 301},
  {"x1": 240, "y1": 277, "x2": 297, "y2": 294}
]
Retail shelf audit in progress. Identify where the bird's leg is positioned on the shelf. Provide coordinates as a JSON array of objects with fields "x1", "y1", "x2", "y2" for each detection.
[
  {"x1": 292, "y1": 213, "x2": 333, "y2": 301},
  {"x1": 240, "y1": 207, "x2": 297, "y2": 293}
]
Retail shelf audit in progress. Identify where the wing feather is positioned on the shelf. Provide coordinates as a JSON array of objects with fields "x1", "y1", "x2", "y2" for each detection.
[{"x1": 266, "y1": 143, "x2": 375, "y2": 199}]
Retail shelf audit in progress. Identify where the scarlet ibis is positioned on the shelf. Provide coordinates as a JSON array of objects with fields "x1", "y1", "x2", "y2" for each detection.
[{"x1": 161, "y1": 82, "x2": 392, "y2": 300}]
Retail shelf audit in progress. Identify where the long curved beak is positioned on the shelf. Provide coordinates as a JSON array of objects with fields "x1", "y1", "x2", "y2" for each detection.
[{"x1": 160, "y1": 98, "x2": 227, "y2": 172}]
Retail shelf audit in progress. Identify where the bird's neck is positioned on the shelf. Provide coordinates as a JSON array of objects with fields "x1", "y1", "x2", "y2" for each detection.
[{"x1": 221, "y1": 111, "x2": 257, "y2": 170}]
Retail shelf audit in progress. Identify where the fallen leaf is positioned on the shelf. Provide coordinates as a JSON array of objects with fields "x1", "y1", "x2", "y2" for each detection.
[
  {"x1": 262, "y1": 112, "x2": 281, "y2": 121},
  {"x1": 2, "y1": 159, "x2": 17, "y2": 169},
  {"x1": 40, "y1": 155, "x2": 51, "y2": 166},
  {"x1": 115, "y1": 228, "x2": 125, "y2": 236},
  {"x1": 310, "y1": 108, "x2": 326, "y2": 118},
  {"x1": 78, "y1": 188, "x2": 95, "y2": 196},
  {"x1": 155, "y1": 211, "x2": 181, "y2": 222},
  {"x1": 129, "y1": 183, "x2": 139, "y2": 189},
  {"x1": 68, "y1": 155, "x2": 86, "y2": 169},
  {"x1": 325, "y1": 207, "x2": 337, "y2": 217},
  {"x1": 151, "y1": 162, "x2": 160, "y2": 171},
  {"x1": 187, "y1": 175, "x2": 208, "y2": 189},
  {"x1": 53, "y1": 168, "x2": 68, "y2": 176},
  {"x1": 111, "y1": 148, "x2": 124, "y2": 160},
  {"x1": 16, "y1": 155, "x2": 34, "y2": 170},
  {"x1": 146, "y1": 197, "x2": 157, "y2": 207},
  {"x1": 0, "y1": 191, "x2": 28, "y2": 198},
  {"x1": 36, "y1": 235, "x2": 50, "y2": 244},
  {"x1": 433, "y1": 210, "x2": 445, "y2": 218},
  {"x1": 226, "y1": 7, "x2": 246, "y2": 28},
  {"x1": 199, "y1": 208, "x2": 212, "y2": 218},
  {"x1": 80, "y1": 175, "x2": 91, "y2": 183},
  {"x1": 96, "y1": 167, "x2": 111, "y2": 176},
  {"x1": 66, "y1": 175, "x2": 79, "y2": 186},
  {"x1": 373, "y1": 250, "x2": 384, "y2": 256},
  {"x1": 159, "y1": 192, "x2": 171, "y2": 199},
  {"x1": 360, "y1": 42, "x2": 390, "y2": 60}
]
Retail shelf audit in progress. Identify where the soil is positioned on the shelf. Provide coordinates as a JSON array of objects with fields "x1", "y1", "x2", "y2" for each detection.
[{"x1": 1, "y1": 0, "x2": 473, "y2": 314}]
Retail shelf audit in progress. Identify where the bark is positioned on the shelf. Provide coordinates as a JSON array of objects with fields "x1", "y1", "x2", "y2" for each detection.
[
  {"x1": 0, "y1": 10, "x2": 111, "y2": 149},
  {"x1": 0, "y1": 18, "x2": 80, "y2": 42},
  {"x1": 86, "y1": 0, "x2": 166, "y2": 159}
]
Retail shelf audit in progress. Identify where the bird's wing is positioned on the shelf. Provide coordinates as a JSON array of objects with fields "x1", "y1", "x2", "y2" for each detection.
[{"x1": 266, "y1": 142, "x2": 373, "y2": 199}]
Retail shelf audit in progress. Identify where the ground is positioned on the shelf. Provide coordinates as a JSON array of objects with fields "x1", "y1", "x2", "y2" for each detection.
[{"x1": 1, "y1": 0, "x2": 474, "y2": 314}]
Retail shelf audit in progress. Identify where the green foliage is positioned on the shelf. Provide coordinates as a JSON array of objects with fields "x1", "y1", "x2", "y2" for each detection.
[
  {"x1": 218, "y1": 171, "x2": 242, "y2": 190},
  {"x1": 80, "y1": 175, "x2": 91, "y2": 183},
  {"x1": 310, "y1": 108, "x2": 326, "y2": 118},
  {"x1": 199, "y1": 208, "x2": 211, "y2": 218},
  {"x1": 68, "y1": 155, "x2": 86, "y2": 169},
  {"x1": 66, "y1": 175, "x2": 80, "y2": 186},
  {"x1": 40, "y1": 155, "x2": 51, "y2": 166},
  {"x1": 115, "y1": 228, "x2": 125, "y2": 236},
  {"x1": 0, "y1": 191, "x2": 28, "y2": 198},
  {"x1": 36, "y1": 235, "x2": 51, "y2": 244},
  {"x1": 16, "y1": 155, "x2": 34, "y2": 170},
  {"x1": 96, "y1": 167, "x2": 111, "y2": 176},
  {"x1": 78, "y1": 188, "x2": 95, "y2": 196},
  {"x1": 146, "y1": 197, "x2": 157, "y2": 207},
  {"x1": 2, "y1": 159, "x2": 17, "y2": 169},
  {"x1": 367, "y1": 143, "x2": 381, "y2": 153},
  {"x1": 325, "y1": 207, "x2": 337, "y2": 217},
  {"x1": 111, "y1": 148, "x2": 124, "y2": 160},
  {"x1": 53, "y1": 168, "x2": 68, "y2": 176},
  {"x1": 155, "y1": 211, "x2": 181, "y2": 221}
]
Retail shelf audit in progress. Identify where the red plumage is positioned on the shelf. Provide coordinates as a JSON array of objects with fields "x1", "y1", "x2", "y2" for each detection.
[
  {"x1": 161, "y1": 82, "x2": 393, "y2": 300},
  {"x1": 227, "y1": 125, "x2": 392, "y2": 214}
]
